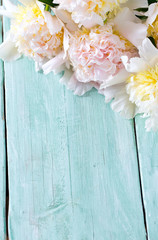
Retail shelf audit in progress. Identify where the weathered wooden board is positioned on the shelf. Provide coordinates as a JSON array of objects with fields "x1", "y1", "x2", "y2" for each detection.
[
  {"x1": 135, "y1": 117, "x2": 158, "y2": 240},
  {"x1": 3, "y1": 3, "x2": 148, "y2": 239},
  {"x1": 0, "y1": 7, "x2": 6, "y2": 240},
  {"x1": 4, "y1": 57, "x2": 147, "y2": 240}
]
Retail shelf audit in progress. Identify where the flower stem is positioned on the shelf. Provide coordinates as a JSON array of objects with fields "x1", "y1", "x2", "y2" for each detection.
[{"x1": 45, "y1": 4, "x2": 50, "y2": 11}]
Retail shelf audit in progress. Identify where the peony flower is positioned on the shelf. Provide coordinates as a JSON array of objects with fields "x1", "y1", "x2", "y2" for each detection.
[
  {"x1": 123, "y1": 38, "x2": 158, "y2": 131},
  {"x1": 0, "y1": 0, "x2": 64, "y2": 70},
  {"x1": 146, "y1": 3, "x2": 158, "y2": 48},
  {"x1": 43, "y1": 6, "x2": 147, "y2": 110},
  {"x1": 53, "y1": 0, "x2": 148, "y2": 29},
  {"x1": 114, "y1": 7, "x2": 148, "y2": 48},
  {"x1": 53, "y1": 0, "x2": 128, "y2": 28},
  {"x1": 68, "y1": 24, "x2": 138, "y2": 84},
  {"x1": 43, "y1": 19, "x2": 138, "y2": 97},
  {"x1": 99, "y1": 7, "x2": 148, "y2": 119}
]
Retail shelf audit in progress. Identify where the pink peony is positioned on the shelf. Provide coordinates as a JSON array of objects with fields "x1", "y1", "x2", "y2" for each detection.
[{"x1": 68, "y1": 24, "x2": 138, "y2": 84}]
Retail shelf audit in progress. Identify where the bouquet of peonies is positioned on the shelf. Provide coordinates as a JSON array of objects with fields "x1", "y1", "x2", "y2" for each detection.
[{"x1": 1, "y1": 0, "x2": 158, "y2": 131}]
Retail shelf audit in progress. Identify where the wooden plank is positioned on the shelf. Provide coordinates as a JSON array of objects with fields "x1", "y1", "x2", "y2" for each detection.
[
  {"x1": 5, "y1": 60, "x2": 147, "y2": 240},
  {"x1": 64, "y1": 90, "x2": 147, "y2": 240},
  {"x1": 3, "y1": 6, "x2": 147, "y2": 240},
  {"x1": 135, "y1": 117, "x2": 158, "y2": 240},
  {"x1": 4, "y1": 59, "x2": 148, "y2": 239},
  {"x1": 0, "y1": 3, "x2": 7, "y2": 239}
]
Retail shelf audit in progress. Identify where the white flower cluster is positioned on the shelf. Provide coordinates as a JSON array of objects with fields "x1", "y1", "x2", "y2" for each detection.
[{"x1": 3, "y1": 0, "x2": 158, "y2": 132}]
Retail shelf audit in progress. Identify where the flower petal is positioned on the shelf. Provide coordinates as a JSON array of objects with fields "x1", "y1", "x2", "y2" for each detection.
[
  {"x1": 0, "y1": 7, "x2": 13, "y2": 17},
  {"x1": 4, "y1": 0, "x2": 17, "y2": 12},
  {"x1": 114, "y1": 7, "x2": 147, "y2": 47},
  {"x1": 110, "y1": 87, "x2": 136, "y2": 119},
  {"x1": 60, "y1": 71, "x2": 93, "y2": 96},
  {"x1": 37, "y1": 1, "x2": 63, "y2": 35},
  {"x1": 146, "y1": 3, "x2": 158, "y2": 26},
  {"x1": 53, "y1": 8, "x2": 78, "y2": 32},
  {"x1": 101, "y1": 83, "x2": 136, "y2": 119},
  {"x1": 122, "y1": 56, "x2": 147, "y2": 73},
  {"x1": 139, "y1": 38, "x2": 158, "y2": 65},
  {"x1": 44, "y1": 13, "x2": 63, "y2": 35},
  {"x1": 19, "y1": 0, "x2": 35, "y2": 6},
  {"x1": 0, "y1": 0, "x2": 17, "y2": 18},
  {"x1": 42, "y1": 51, "x2": 66, "y2": 75},
  {"x1": 101, "y1": 69, "x2": 130, "y2": 89},
  {"x1": 124, "y1": 0, "x2": 148, "y2": 9},
  {"x1": 0, "y1": 37, "x2": 21, "y2": 61}
]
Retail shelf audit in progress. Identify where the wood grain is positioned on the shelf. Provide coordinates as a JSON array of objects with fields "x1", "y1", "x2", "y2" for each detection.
[
  {"x1": 135, "y1": 117, "x2": 158, "y2": 240},
  {"x1": 0, "y1": 5, "x2": 7, "y2": 239},
  {"x1": 4, "y1": 60, "x2": 148, "y2": 239},
  {"x1": 3, "y1": 4, "x2": 147, "y2": 239}
]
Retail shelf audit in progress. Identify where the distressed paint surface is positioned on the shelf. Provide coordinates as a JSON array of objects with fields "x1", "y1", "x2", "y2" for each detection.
[
  {"x1": 0, "y1": 5, "x2": 6, "y2": 240},
  {"x1": 135, "y1": 117, "x2": 158, "y2": 240},
  {"x1": 4, "y1": 57, "x2": 147, "y2": 240}
]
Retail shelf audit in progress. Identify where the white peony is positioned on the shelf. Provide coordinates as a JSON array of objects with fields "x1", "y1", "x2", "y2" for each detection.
[
  {"x1": 53, "y1": 0, "x2": 148, "y2": 28},
  {"x1": 123, "y1": 38, "x2": 158, "y2": 131},
  {"x1": 0, "y1": 0, "x2": 64, "y2": 70}
]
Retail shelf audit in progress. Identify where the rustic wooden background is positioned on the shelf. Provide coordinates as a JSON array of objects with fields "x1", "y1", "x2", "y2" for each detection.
[{"x1": 0, "y1": 1, "x2": 158, "y2": 239}]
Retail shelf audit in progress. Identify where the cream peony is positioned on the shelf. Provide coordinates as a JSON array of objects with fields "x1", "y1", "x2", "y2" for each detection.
[
  {"x1": 123, "y1": 38, "x2": 158, "y2": 131},
  {"x1": 145, "y1": 3, "x2": 158, "y2": 48},
  {"x1": 54, "y1": 0, "x2": 128, "y2": 28},
  {"x1": 99, "y1": 7, "x2": 148, "y2": 119},
  {"x1": 0, "y1": 0, "x2": 64, "y2": 70}
]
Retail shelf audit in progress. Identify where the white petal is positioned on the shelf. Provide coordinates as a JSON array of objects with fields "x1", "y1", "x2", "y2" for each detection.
[
  {"x1": 0, "y1": 7, "x2": 13, "y2": 17},
  {"x1": 44, "y1": 13, "x2": 63, "y2": 35},
  {"x1": 146, "y1": 3, "x2": 158, "y2": 26},
  {"x1": 53, "y1": 8, "x2": 78, "y2": 32},
  {"x1": 0, "y1": 0, "x2": 17, "y2": 18},
  {"x1": 19, "y1": 0, "x2": 35, "y2": 5},
  {"x1": 63, "y1": 28, "x2": 70, "y2": 59},
  {"x1": 124, "y1": 0, "x2": 148, "y2": 9},
  {"x1": 60, "y1": 71, "x2": 93, "y2": 96},
  {"x1": 4, "y1": 0, "x2": 17, "y2": 12},
  {"x1": 73, "y1": 11, "x2": 103, "y2": 29},
  {"x1": 114, "y1": 7, "x2": 147, "y2": 48},
  {"x1": 139, "y1": 38, "x2": 158, "y2": 65},
  {"x1": 101, "y1": 84, "x2": 123, "y2": 102},
  {"x1": 101, "y1": 69, "x2": 130, "y2": 89},
  {"x1": 122, "y1": 56, "x2": 147, "y2": 73},
  {"x1": 0, "y1": 37, "x2": 21, "y2": 61},
  {"x1": 43, "y1": 51, "x2": 66, "y2": 75},
  {"x1": 102, "y1": 83, "x2": 136, "y2": 119},
  {"x1": 36, "y1": 1, "x2": 63, "y2": 35},
  {"x1": 111, "y1": 88, "x2": 136, "y2": 119}
]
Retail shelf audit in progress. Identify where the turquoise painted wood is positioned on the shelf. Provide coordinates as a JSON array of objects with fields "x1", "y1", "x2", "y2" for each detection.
[
  {"x1": 4, "y1": 58, "x2": 147, "y2": 240},
  {"x1": 2, "y1": 13, "x2": 147, "y2": 240},
  {"x1": 135, "y1": 117, "x2": 158, "y2": 240},
  {"x1": 0, "y1": 6, "x2": 6, "y2": 240}
]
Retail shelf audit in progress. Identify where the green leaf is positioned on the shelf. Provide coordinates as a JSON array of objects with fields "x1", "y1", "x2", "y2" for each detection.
[
  {"x1": 38, "y1": 0, "x2": 59, "y2": 8},
  {"x1": 135, "y1": 15, "x2": 148, "y2": 20},
  {"x1": 134, "y1": 7, "x2": 148, "y2": 12},
  {"x1": 148, "y1": 36, "x2": 157, "y2": 47},
  {"x1": 148, "y1": 0, "x2": 158, "y2": 5}
]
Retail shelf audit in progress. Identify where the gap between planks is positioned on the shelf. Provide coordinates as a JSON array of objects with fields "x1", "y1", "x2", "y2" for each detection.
[
  {"x1": 3, "y1": 65, "x2": 9, "y2": 240},
  {"x1": 1, "y1": 12, "x2": 9, "y2": 240},
  {"x1": 134, "y1": 119, "x2": 149, "y2": 240}
]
